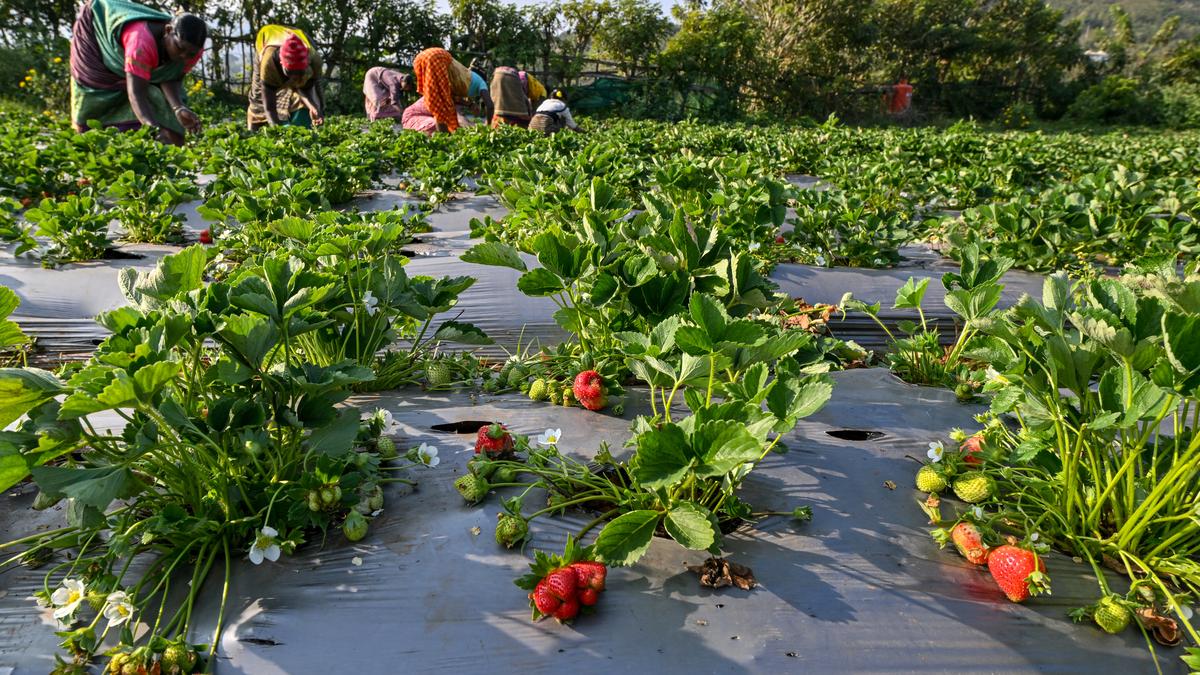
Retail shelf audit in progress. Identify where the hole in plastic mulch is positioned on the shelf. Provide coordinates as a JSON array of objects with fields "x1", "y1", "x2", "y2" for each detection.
[
  {"x1": 431, "y1": 421, "x2": 497, "y2": 434},
  {"x1": 825, "y1": 429, "x2": 885, "y2": 442}
]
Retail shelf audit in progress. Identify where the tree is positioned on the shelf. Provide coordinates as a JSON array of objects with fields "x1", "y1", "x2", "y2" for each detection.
[
  {"x1": 594, "y1": 0, "x2": 672, "y2": 77},
  {"x1": 659, "y1": 0, "x2": 762, "y2": 117}
]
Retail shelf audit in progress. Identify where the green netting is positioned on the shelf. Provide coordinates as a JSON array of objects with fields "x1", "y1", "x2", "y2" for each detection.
[{"x1": 570, "y1": 77, "x2": 634, "y2": 113}]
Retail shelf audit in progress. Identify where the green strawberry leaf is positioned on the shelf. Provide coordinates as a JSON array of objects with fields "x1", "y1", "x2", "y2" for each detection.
[{"x1": 594, "y1": 510, "x2": 662, "y2": 567}]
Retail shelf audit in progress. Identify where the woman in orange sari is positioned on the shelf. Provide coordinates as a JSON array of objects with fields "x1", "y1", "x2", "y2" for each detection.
[{"x1": 410, "y1": 47, "x2": 472, "y2": 133}]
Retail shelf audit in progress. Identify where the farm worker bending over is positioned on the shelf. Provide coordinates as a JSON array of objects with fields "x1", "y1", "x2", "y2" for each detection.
[
  {"x1": 489, "y1": 66, "x2": 546, "y2": 128},
  {"x1": 529, "y1": 90, "x2": 581, "y2": 135},
  {"x1": 68, "y1": 0, "x2": 206, "y2": 145},
  {"x1": 363, "y1": 67, "x2": 414, "y2": 122},
  {"x1": 410, "y1": 47, "x2": 474, "y2": 133},
  {"x1": 247, "y1": 25, "x2": 324, "y2": 130},
  {"x1": 401, "y1": 97, "x2": 471, "y2": 136}
]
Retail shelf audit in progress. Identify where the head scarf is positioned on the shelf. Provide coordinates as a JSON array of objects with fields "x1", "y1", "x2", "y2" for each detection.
[
  {"x1": 412, "y1": 47, "x2": 458, "y2": 132},
  {"x1": 280, "y1": 33, "x2": 309, "y2": 73}
]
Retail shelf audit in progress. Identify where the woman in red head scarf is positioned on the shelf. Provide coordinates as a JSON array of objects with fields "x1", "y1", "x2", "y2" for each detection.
[{"x1": 246, "y1": 25, "x2": 324, "y2": 130}]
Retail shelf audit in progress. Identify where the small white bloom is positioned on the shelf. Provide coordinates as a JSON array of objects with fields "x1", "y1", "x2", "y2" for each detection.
[
  {"x1": 50, "y1": 578, "x2": 86, "y2": 621},
  {"x1": 537, "y1": 428, "x2": 562, "y2": 447},
  {"x1": 814, "y1": 255, "x2": 827, "y2": 267},
  {"x1": 927, "y1": 441, "x2": 945, "y2": 463},
  {"x1": 971, "y1": 506, "x2": 985, "y2": 520},
  {"x1": 249, "y1": 526, "x2": 280, "y2": 565},
  {"x1": 101, "y1": 591, "x2": 134, "y2": 627},
  {"x1": 1030, "y1": 532, "x2": 1039, "y2": 542},
  {"x1": 369, "y1": 408, "x2": 396, "y2": 430},
  {"x1": 417, "y1": 443, "x2": 440, "y2": 467},
  {"x1": 748, "y1": 241, "x2": 762, "y2": 252},
  {"x1": 362, "y1": 290, "x2": 379, "y2": 316}
]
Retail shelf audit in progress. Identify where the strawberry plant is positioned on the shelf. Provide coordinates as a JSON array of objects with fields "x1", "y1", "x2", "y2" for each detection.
[
  {"x1": 927, "y1": 261, "x2": 1200, "y2": 668},
  {"x1": 840, "y1": 243, "x2": 1012, "y2": 395},
  {"x1": 107, "y1": 170, "x2": 199, "y2": 244},
  {"x1": 23, "y1": 192, "x2": 113, "y2": 267},
  {"x1": 0, "y1": 285, "x2": 31, "y2": 366},
  {"x1": 0, "y1": 247, "x2": 440, "y2": 671}
]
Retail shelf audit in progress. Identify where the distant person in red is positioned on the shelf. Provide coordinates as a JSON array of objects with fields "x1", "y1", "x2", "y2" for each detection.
[{"x1": 888, "y1": 78, "x2": 913, "y2": 115}]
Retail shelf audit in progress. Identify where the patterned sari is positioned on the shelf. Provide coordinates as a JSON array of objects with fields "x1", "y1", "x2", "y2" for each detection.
[
  {"x1": 412, "y1": 48, "x2": 470, "y2": 133},
  {"x1": 68, "y1": 0, "x2": 193, "y2": 134}
]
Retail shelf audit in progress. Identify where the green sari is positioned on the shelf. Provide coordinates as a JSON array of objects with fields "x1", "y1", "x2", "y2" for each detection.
[{"x1": 69, "y1": 0, "x2": 189, "y2": 134}]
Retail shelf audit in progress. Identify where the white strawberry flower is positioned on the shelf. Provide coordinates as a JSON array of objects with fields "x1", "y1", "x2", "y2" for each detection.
[
  {"x1": 249, "y1": 526, "x2": 280, "y2": 565},
  {"x1": 537, "y1": 428, "x2": 562, "y2": 447},
  {"x1": 416, "y1": 443, "x2": 440, "y2": 467},
  {"x1": 815, "y1": 255, "x2": 827, "y2": 266},
  {"x1": 362, "y1": 290, "x2": 379, "y2": 316},
  {"x1": 985, "y1": 367, "x2": 1009, "y2": 385},
  {"x1": 368, "y1": 408, "x2": 397, "y2": 430},
  {"x1": 927, "y1": 441, "x2": 945, "y2": 463},
  {"x1": 101, "y1": 591, "x2": 134, "y2": 627},
  {"x1": 1030, "y1": 532, "x2": 1039, "y2": 542},
  {"x1": 748, "y1": 241, "x2": 762, "y2": 252},
  {"x1": 971, "y1": 506, "x2": 985, "y2": 520},
  {"x1": 50, "y1": 578, "x2": 86, "y2": 622}
]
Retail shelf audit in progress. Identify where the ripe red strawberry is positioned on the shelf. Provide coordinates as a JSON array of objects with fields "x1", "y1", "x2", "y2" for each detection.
[
  {"x1": 579, "y1": 588, "x2": 599, "y2": 606},
  {"x1": 474, "y1": 423, "x2": 514, "y2": 456},
  {"x1": 572, "y1": 370, "x2": 607, "y2": 411},
  {"x1": 532, "y1": 580, "x2": 561, "y2": 615},
  {"x1": 987, "y1": 544, "x2": 1049, "y2": 603},
  {"x1": 544, "y1": 568, "x2": 578, "y2": 602},
  {"x1": 960, "y1": 435, "x2": 984, "y2": 466},
  {"x1": 199, "y1": 228, "x2": 212, "y2": 244},
  {"x1": 553, "y1": 598, "x2": 580, "y2": 621},
  {"x1": 569, "y1": 561, "x2": 607, "y2": 591},
  {"x1": 775, "y1": 235, "x2": 786, "y2": 244},
  {"x1": 951, "y1": 522, "x2": 989, "y2": 565}
]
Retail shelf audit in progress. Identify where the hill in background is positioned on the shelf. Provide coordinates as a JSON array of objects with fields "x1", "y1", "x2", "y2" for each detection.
[{"x1": 1051, "y1": 0, "x2": 1199, "y2": 41}]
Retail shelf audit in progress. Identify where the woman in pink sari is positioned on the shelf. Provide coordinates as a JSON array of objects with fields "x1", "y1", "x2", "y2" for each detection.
[
  {"x1": 401, "y1": 96, "x2": 469, "y2": 135},
  {"x1": 363, "y1": 66, "x2": 413, "y2": 122}
]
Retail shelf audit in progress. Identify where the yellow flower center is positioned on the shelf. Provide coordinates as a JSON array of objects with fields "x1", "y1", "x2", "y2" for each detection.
[{"x1": 67, "y1": 591, "x2": 80, "y2": 604}]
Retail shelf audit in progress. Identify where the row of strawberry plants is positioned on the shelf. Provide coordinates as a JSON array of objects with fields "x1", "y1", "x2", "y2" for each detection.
[{"x1": 908, "y1": 261, "x2": 1200, "y2": 670}]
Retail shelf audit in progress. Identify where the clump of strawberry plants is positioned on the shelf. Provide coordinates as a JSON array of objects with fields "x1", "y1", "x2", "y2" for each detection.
[
  {"x1": 0, "y1": 247, "x2": 438, "y2": 671},
  {"x1": 840, "y1": 244, "x2": 1012, "y2": 397},
  {"x1": 107, "y1": 170, "x2": 198, "y2": 244},
  {"x1": 23, "y1": 192, "x2": 113, "y2": 267},
  {"x1": 918, "y1": 262, "x2": 1200, "y2": 668}
]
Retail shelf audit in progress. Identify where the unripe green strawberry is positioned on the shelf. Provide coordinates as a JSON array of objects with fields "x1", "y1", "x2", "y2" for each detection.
[
  {"x1": 468, "y1": 457, "x2": 497, "y2": 479},
  {"x1": 493, "y1": 466, "x2": 517, "y2": 484},
  {"x1": 916, "y1": 465, "x2": 949, "y2": 493},
  {"x1": 1094, "y1": 596, "x2": 1131, "y2": 634},
  {"x1": 307, "y1": 491, "x2": 323, "y2": 512},
  {"x1": 161, "y1": 642, "x2": 198, "y2": 674},
  {"x1": 547, "y1": 387, "x2": 561, "y2": 405},
  {"x1": 953, "y1": 471, "x2": 995, "y2": 503},
  {"x1": 31, "y1": 490, "x2": 60, "y2": 511},
  {"x1": 367, "y1": 485, "x2": 384, "y2": 511},
  {"x1": 426, "y1": 360, "x2": 453, "y2": 387},
  {"x1": 507, "y1": 367, "x2": 526, "y2": 389},
  {"x1": 320, "y1": 485, "x2": 342, "y2": 507},
  {"x1": 561, "y1": 387, "x2": 574, "y2": 407},
  {"x1": 528, "y1": 378, "x2": 549, "y2": 402},
  {"x1": 376, "y1": 436, "x2": 397, "y2": 460},
  {"x1": 495, "y1": 513, "x2": 528, "y2": 548},
  {"x1": 343, "y1": 511, "x2": 369, "y2": 541},
  {"x1": 454, "y1": 473, "x2": 489, "y2": 504}
]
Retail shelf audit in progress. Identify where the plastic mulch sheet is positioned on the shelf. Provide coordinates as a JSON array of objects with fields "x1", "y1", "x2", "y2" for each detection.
[
  {"x1": 0, "y1": 369, "x2": 1179, "y2": 673},
  {"x1": 4, "y1": 186, "x2": 1042, "y2": 360},
  {"x1": 770, "y1": 256, "x2": 1045, "y2": 349}
]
